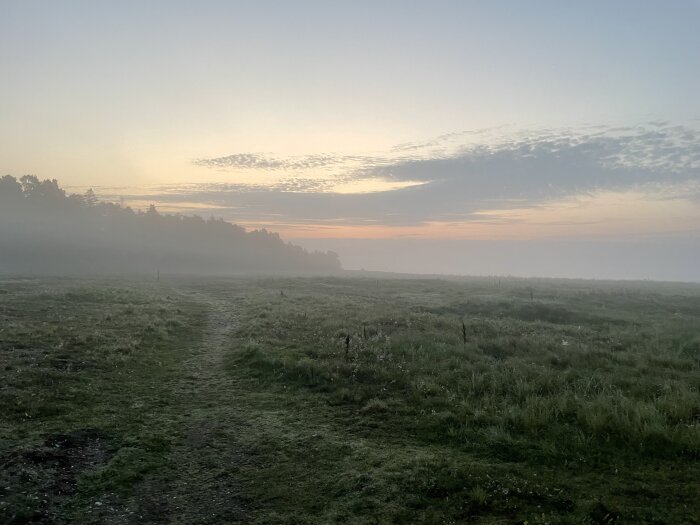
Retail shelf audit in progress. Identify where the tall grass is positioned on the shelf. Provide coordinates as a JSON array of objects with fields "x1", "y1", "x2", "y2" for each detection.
[{"x1": 229, "y1": 278, "x2": 700, "y2": 463}]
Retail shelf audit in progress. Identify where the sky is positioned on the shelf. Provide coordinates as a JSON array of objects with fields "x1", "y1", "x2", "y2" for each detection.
[{"x1": 1, "y1": 1, "x2": 700, "y2": 279}]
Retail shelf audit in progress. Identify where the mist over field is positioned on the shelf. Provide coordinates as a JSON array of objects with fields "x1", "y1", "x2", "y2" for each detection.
[
  {"x1": 294, "y1": 238, "x2": 700, "y2": 282},
  {"x1": 2, "y1": 1, "x2": 700, "y2": 524},
  {"x1": 0, "y1": 176, "x2": 341, "y2": 277},
  {"x1": 4, "y1": 173, "x2": 699, "y2": 282}
]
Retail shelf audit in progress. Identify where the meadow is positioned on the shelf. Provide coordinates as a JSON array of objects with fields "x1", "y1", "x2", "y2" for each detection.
[{"x1": 1, "y1": 276, "x2": 699, "y2": 524}]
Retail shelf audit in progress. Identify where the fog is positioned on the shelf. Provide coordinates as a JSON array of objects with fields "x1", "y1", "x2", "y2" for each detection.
[
  {"x1": 3, "y1": 175, "x2": 698, "y2": 282},
  {"x1": 293, "y1": 238, "x2": 700, "y2": 283},
  {"x1": 0, "y1": 176, "x2": 340, "y2": 277}
]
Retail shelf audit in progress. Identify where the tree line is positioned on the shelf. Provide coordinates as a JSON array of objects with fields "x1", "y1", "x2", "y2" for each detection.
[{"x1": 0, "y1": 176, "x2": 341, "y2": 276}]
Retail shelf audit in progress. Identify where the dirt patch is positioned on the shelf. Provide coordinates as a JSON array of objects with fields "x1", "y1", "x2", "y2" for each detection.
[{"x1": 0, "y1": 429, "x2": 116, "y2": 524}]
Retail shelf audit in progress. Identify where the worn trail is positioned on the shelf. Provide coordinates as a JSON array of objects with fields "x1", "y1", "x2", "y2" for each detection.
[{"x1": 134, "y1": 290, "x2": 251, "y2": 524}]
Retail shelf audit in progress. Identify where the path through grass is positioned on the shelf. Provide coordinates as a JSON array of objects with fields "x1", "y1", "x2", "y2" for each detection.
[{"x1": 2, "y1": 276, "x2": 700, "y2": 524}]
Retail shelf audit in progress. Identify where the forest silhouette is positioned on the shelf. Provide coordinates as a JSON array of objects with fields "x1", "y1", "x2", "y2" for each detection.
[{"x1": 0, "y1": 176, "x2": 341, "y2": 276}]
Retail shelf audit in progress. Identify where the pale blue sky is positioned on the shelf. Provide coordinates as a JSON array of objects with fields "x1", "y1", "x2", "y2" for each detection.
[
  {"x1": 2, "y1": 1, "x2": 698, "y2": 182},
  {"x1": 1, "y1": 1, "x2": 699, "y2": 279}
]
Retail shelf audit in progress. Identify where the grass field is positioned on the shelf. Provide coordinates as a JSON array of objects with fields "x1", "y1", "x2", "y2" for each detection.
[{"x1": 1, "y1": 276, "x2": 699, "y2": 524}]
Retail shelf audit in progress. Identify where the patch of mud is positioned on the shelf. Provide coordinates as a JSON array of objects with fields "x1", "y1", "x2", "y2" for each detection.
[
  {"x1": 47, "y1": 355, "x2": 87, "y2": 372},
  {"x1": 0, "y1": 429, "x2": 116, "y2": 524}
]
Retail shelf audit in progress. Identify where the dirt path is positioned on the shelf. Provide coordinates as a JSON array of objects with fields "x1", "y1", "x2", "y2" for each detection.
[{"x1": 132, "y1": 290, "x2": 252, "y2": 524}]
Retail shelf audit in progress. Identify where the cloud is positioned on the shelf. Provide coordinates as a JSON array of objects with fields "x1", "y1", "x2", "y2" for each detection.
[
  {"x1": 360, "y1": 124, "x2": 700, "y2": 210},
  {"x1": 194, "y1": 152, "x2": 380, "y2": 172},
  {"x1": 125, "y1": 123, "x2": 700, "y2": 229}
]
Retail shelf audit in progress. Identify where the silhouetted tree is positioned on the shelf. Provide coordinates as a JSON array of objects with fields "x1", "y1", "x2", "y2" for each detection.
[{"x1": 0, "y1": 176, "x2": 342, "y2": 276}]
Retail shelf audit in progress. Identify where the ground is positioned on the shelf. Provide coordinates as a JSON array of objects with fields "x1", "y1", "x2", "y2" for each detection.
[{"x1": 1, "y1": 276, "x2": 699, "y2": 524}]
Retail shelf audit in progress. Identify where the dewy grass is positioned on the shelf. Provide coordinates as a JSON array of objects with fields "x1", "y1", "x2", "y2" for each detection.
[
  {"x1": 223, "y1": 277, "x2": 700, "y2": 524},
  {"x1": 0, "y1": 278, "x2": 206, "y2": 523},
  {"x1": 2, "y1": 276, "x2": 700, "y2": 524}
]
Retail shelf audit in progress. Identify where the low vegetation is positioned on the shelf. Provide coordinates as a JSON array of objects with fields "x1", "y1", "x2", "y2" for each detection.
[
  {"x1": 0, "y1": 279, "x2": 204, "y2": 523},
  {"x1": 2, "y1": 276, "x2": 699, "y2": 523},
  {"x1": 223, "y1": 277, "x2": 700, "y2": 524}
]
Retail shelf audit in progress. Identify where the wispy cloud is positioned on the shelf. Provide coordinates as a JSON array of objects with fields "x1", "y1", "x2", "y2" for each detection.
[
  {"x1": 106, "y1": 123, "x2": 700, "y2": 234},
  {"x1": 193, "y1": 152, "x2": 380, "y2": 172}
]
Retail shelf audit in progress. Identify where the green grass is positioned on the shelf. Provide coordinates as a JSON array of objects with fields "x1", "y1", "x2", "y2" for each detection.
[
  {"x1": 220, "y1": 277, "x2": 700, "y2": 524},
  {"x1": 0, "y1": 278, "x2": 205, "y2": 523},
  {"x1": 1, "y1": 276, "x2": 699, "y2": 524}
]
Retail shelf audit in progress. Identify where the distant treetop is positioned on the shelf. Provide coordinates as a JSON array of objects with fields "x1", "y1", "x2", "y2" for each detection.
[{"x1": 0, "y1": 175, "x2": 342, "y2": 276}]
